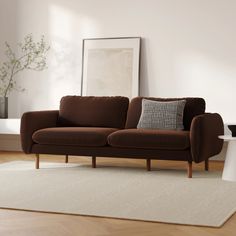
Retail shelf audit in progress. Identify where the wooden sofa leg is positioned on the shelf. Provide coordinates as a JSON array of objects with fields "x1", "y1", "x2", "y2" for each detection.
[
  {"x1": 146, "y1": 159, "x2": 151, "y2": 171},
  {"x1": 36, "y1": 154, "x2": 40, "y2": 169},
  {"x1": 187, "y1": 161, "x2": 192, "y2": 178},
  {"x1": 205, "y1": 159, "x2": 209, "y2": 171},
  {"x1": 65, "y1": 155, "x2": 69, "y2": 163},
  {"x1": 92, "y1": 156, "x2": 96, "y2": 168}
]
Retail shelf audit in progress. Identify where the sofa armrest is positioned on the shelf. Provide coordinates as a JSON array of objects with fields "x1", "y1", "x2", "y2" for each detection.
[
  {"x1": 20, "y1": 110, "x2": 59, "y2": 153},
  {"x1": 190, "y1": 113, "x2": 224, "y2": 163}
]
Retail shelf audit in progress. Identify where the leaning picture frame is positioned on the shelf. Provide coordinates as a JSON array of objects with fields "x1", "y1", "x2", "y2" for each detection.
[{"x1": 81, "y1": 37, "x2": 141, "y2": 99}]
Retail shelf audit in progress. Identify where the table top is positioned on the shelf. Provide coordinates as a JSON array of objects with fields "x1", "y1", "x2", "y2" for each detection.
[
  {"x1": 219, "y1": 135, "x2": 236, "y2": 141},
  {"x1": 0, "y1": 119, "x2": 20, "y2": 134}
]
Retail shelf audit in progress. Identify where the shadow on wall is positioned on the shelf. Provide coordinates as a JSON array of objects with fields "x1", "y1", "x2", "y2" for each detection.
[
  {"x1": 48, "y1": 36, "x2": 82, "y2": 107},
  {"x1": 10, "y1": 1, "x2": 101, "y2": 117},
  {"x1": 48, "y1": 3, "x2": 102, "y2": 108},
  {"x1": 139, "y1": 38, "x2": 149, "y2": 96}
]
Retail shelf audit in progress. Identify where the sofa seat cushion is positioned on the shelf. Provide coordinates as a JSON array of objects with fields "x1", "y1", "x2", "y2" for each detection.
[
  {"x1": 108, "y1": 129, "x2": 190, "y2": 150},
  {"x1": 33, "y1": 127, "x2": 118, "y2": 147}
]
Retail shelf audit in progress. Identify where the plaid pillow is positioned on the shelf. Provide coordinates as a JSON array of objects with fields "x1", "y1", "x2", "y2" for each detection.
[{"x1": 137, "y1": 99, "x2": 186, "y2": 130}]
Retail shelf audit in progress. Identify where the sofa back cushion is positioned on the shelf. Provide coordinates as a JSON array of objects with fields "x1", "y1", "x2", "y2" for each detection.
[
  {"x1": 58, "y1": 96, "x2": 129, "y2": 128},
  {"x1": 125, "y1": 97, "x2": 205, "y2": 130}
]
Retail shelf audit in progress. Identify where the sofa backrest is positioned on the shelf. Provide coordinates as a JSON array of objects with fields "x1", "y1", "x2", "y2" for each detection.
[
  {"x1": 125, "y1": 97, "x2": 206, "y2": 130},
  {"x1": 58, "y1": 96, "x2": 129, "y2": 128}
]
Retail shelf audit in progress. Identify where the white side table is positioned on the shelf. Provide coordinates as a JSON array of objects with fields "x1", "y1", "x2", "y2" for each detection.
[{"x1": 219, "y1": 135, "x2": 236, "y2": 181}]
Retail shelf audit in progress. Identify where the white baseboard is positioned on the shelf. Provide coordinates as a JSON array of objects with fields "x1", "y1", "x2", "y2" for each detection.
[{"x1": 0, "y1": 134, "x2": 22, "y2": 151}]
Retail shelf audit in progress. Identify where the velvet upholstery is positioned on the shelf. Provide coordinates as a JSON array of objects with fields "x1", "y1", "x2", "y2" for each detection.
[
  {"x1": 20, "y1": 96, "x2": 224, "y2": 168},
  {"x1": 125, "y1": 97, "x2": 206, "y2": 130},
  {"x1": 190, "y1": 113, "x2": 224, "y2": 163},
  {"x1": 108, "y1": 129, "x2": 190, "y2": 150},
  {"x1": 58, "y1": 96, "x2": 129, "y2": 128},
  {"x1": 20, "y1": 110, "x2": 59, "y2": 154},
  {"x1": 31, "y1": 145, "x2": 191, "y2": 161},
  {"x1": 33, "y1": 127, "x2": 118, "y2": 147}
]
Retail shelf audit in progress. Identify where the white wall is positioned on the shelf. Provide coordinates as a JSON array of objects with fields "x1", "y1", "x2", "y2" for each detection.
[
  {"x1": 0, "y1": 0, "x2": 17, "y2": 92},
  {"x1": 1, "y1": 0, "x2": 236, "y2": 123},
  {"x1": 0, "y1": 0, "x2": 16, "y2": 51}
]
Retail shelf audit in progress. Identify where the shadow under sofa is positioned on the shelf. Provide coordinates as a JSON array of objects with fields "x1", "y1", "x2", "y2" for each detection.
[{"x1": 20, "y1": 96, "x2": 224, "y2": 178}]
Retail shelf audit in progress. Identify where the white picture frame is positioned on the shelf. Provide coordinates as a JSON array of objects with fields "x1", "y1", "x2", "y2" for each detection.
[{"x1": 81, "y1": 37, "x2": 141, "y2": 99}]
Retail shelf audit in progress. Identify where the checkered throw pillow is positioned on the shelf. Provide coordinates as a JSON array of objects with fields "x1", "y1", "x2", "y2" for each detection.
[{"x1": 137, "y1": 99, "x2": 186, "y2": 130}]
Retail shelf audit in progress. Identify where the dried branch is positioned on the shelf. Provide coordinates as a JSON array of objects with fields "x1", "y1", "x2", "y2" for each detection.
[{"x1": 0, "y1": 34, "x2": 50, "y2": 97}]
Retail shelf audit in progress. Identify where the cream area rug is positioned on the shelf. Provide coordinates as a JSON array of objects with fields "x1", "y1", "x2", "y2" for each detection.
[{"x1": 0, "y1": 161, "x2": 236, "y2": 227}]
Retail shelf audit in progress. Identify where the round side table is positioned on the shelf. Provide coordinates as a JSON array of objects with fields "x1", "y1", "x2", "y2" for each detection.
[{"x1": 219, "y1": 135, "x2": 236, "y2": 181}]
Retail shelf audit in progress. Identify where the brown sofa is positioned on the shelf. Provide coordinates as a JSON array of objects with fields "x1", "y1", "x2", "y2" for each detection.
[{"x1": 20, "y1": 96, "x2": 224, "y2": 178}]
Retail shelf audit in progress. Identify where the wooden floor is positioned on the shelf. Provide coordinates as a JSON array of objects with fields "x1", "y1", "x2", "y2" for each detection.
[{"x1": 0, "y1": 151, "x2": 235, "y2": 236}]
